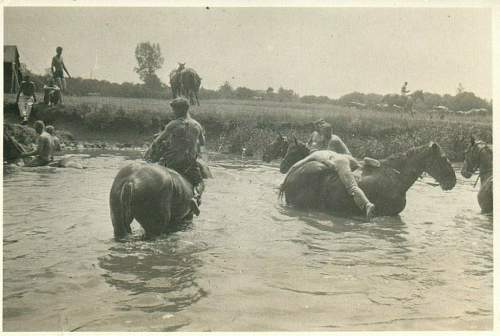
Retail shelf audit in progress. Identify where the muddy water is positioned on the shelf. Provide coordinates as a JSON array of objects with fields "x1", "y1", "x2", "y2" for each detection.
[{"x1": 2, "y1": 151, "x2": 492, "y2": 331}]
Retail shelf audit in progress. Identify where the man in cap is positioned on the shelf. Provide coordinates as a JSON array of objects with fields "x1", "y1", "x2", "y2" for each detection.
[{"x1": 144, "y1": 97, "x2": 207, "y2": 215}]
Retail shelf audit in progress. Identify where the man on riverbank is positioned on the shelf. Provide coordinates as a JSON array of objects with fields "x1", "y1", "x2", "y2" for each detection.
[
  {"x1": 401, "y1": 81, "x2": 410, "y2": 96},
  {"x1": 144, "y1": 97, "x2": 207, "y2": 215},
  {"x1": 15, "y1": 75, "x2": 37, "y2": 125},
  {"x1": 51, "y1": 46, "x2": 71, "y2": 101},
  {"x1": 21, "y1": 120, "x2": 55, "y2": 167}
]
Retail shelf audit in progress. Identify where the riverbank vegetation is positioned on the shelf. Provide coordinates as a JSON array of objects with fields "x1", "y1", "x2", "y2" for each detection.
[{"x1": 3, "y1": 94, "x2": 491, "y2": 161}]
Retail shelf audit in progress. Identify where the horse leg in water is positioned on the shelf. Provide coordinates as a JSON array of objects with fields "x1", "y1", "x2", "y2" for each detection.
[
  {"x1": 110, "y1": 181, "x2": 134, "y2": 239},
  {"x1": 134, "y1": 189, "x2": 173, "y2": 240},
  {"x1": 478, "y1": 177, "x2": 493, "y2": 213}
]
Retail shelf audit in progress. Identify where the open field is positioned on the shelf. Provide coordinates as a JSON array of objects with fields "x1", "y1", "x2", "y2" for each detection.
[{"x1": 3, "y1": 94, "x2": 492, "y2": 161}]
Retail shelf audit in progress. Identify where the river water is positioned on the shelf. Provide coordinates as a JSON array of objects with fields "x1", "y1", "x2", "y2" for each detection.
[{"x1": 2, "y1": 151, "x2": 493, "y2": 331}]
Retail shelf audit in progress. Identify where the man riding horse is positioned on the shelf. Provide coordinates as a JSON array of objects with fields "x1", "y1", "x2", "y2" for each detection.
[{"x1": 144, "y1": 97, "x2": 207, "y2": 215}]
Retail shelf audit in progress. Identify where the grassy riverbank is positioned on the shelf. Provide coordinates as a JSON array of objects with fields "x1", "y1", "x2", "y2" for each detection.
[{"x1": 3, "y1": 94, "x2": 492, "y2": 161}]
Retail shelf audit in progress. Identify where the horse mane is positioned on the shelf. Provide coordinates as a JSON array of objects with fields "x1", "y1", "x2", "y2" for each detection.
[{"x1": 380, "y1": 144, "x2": 429, "y2": 166}]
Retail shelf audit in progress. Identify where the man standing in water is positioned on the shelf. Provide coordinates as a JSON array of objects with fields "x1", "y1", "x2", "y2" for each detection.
[
  {"x1": 144, "y1": 97, "x2": 207, "y2": 215},
  {"x1": 15, "y1": 75, "x2": 36, "y2": 125},
  {"x1": 51, "y1": 46, "x2": 71, "y2": 101},
  {"x1": 21, "y1": 120, "x2": 55, "y2": 167}
]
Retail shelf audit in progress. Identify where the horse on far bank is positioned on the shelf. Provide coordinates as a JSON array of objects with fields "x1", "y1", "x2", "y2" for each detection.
[
  {"x1": 279, "y1": 138, "x2": 456, "y2": 217},
  {"x1": 461, "y1": 137, "x2": 493, "y2": 213},
  {"x1": 382, "y1": 90, "x2": 424, "y2": 116},
  {"x1": 169, "y1": 63, "x2": 201, "y2": 106}
]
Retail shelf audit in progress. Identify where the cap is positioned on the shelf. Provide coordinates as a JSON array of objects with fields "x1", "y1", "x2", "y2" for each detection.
[{"x1": 170, "y1": 97, "x2": 189, "y2": 109}]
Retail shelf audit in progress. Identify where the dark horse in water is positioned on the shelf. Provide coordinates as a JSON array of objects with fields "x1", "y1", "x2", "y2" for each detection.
[
  {"x1": 461, "y1": 137, "x2": 493, "y2": 213},
  {"x1": 262, "y1": 134, "x2": 289, "y2": 162},
  {"x1": 279, "y1": 138, "x2": 456, "y2": 216},
  {"x1": 110, "y1": 162, "x2": 210, "y2": 239}
]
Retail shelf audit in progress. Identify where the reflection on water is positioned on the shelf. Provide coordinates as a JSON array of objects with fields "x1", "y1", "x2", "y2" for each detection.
[
  {"x1": 98, "y1": 236, "x2": 208, "y2": 314},
  {"x1": 3, "y1": 153, "x2": 493, "y2": 331}
]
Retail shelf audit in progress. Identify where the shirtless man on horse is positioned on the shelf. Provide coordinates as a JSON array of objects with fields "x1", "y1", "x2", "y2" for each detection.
[{"x1": 291, "y1": 120, "x2": 377, "y2": 219}]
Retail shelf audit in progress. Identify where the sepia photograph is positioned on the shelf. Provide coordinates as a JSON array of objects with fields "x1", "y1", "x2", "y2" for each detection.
[{"x1": 2, "y1": 0, "x2": 496, "y2": 332}]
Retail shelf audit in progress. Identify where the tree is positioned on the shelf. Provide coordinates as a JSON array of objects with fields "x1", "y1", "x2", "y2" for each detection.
[
  {"x1": 134, "y1": 42, "x2": 164, "y2": 89},
  {"x1": 218, "y1": 81, "x2": 234, "y2": 98},
  {"x1": 234, "y1": 87, "x2": 255, "y2": 100}
]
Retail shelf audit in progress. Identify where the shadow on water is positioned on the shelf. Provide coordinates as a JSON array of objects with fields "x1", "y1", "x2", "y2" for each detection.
[{"x1": 98, "y1": 231, "x2": 208, "y2": 315}]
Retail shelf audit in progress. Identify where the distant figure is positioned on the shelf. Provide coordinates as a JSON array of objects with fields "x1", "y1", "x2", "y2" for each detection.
[
  {"x1": 144, "y1": 97, "x2": 207, "y2": 215},
  {"x1": 43, "y1": 79, "x2": 61, "y2": 106},
  {"x1": 51, "y1": 46, "x2": 71, "y2": 101},
  {"x1": 21, "y1": 120, "x2": 55, "y2": 167},
  {"x1": 16, "y1": 75, "x2": 37, "y2": 125},
  {"x1": 45, "y1": 125, "x2": 62, "y2": 160},
  {"x1": 401, "y1": 81, "x2": 410, "y2": 96}
]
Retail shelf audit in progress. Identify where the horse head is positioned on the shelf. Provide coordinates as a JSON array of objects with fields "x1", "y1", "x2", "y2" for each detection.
[
  {"x1": 422, "y1": 142, "x2": 456, "y2": 190},
  {"x1": 461, "y1": 136, "x2": 491, "y2": 179},
  {"x1": 262, "y1": 133, "x2": 289, "y2": 162},
  {"x1": 280, "y1": 137, "x2": 310, "y2": 174}
]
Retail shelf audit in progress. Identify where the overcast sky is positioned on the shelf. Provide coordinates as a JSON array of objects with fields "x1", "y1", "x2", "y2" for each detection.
[{"x1": 4, "y1": 6, "x2": 492, "y2": 99}]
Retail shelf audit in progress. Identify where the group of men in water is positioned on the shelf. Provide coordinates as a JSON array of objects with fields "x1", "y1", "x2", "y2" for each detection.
[
  {"x1": 19, "y1": 121, "x2": 61, "y2": 167},
  {"x1": 16, "y1": 46, "x2": 71, "y2": 124}
]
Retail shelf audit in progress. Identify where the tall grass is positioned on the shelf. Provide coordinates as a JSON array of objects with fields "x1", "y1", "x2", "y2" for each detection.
[{"x1": 3, "y1": 95, "x2": 492, "y2": 161}]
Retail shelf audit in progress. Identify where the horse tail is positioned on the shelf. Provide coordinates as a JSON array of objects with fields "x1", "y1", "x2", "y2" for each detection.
[{"x1": 120, "y1": 181, "x2": 134, "y2": 233}]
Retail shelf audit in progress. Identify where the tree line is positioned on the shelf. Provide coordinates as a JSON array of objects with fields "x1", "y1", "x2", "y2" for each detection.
[{"x1": 20, "y1": 40, "x2": 491, "y2": 113}]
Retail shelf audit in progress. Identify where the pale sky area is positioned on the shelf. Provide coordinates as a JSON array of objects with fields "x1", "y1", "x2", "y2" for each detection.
[{"x1": 4, "y1": 6, "x2": 492, "y2": 99}]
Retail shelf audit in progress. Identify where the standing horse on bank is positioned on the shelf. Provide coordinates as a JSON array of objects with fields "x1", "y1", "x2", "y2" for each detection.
[
  {"x1": 461, "y1": 137, "x2": 493, "y2": 213},
  {"x1": 382, "y1": 90, "x2": 424, "y2": 116},
  {"x1": 180, "y1": 68, "x2": 201, "y2": 106},
  {"x1": 279, "y1": 138, "x2": 456, "y2": 217}
]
